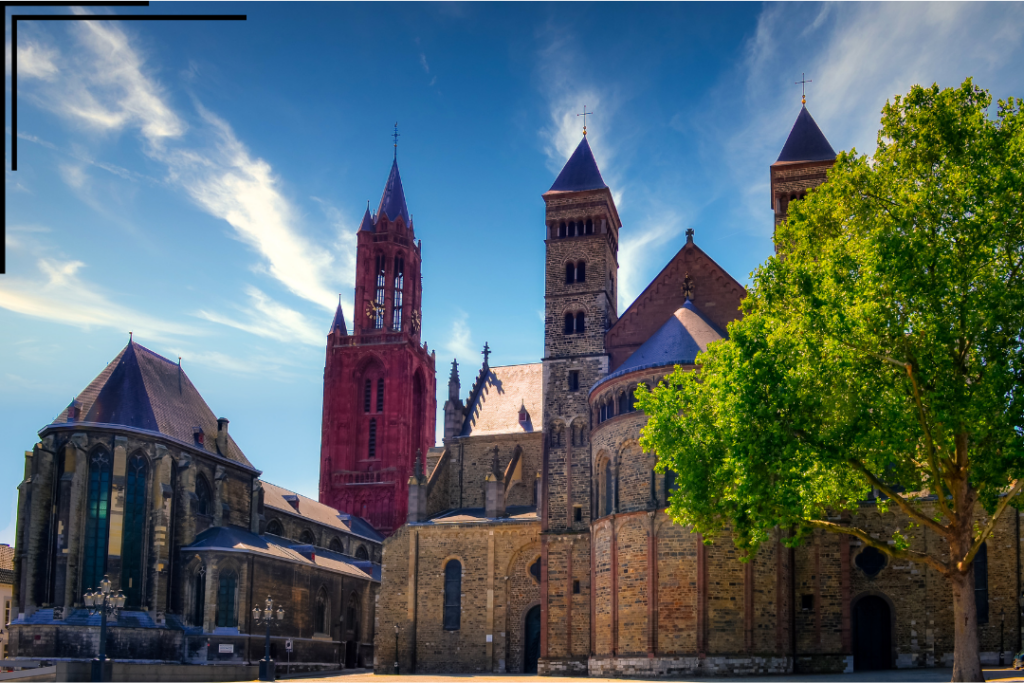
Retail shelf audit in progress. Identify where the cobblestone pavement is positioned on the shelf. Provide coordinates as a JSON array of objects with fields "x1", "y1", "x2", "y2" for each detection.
[{"x1": 282, "y1": 666, "x2": 1024, "y2": 682}]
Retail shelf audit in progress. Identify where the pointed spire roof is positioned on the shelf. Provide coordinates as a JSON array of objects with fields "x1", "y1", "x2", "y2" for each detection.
[
  {"x1": 330, "y1": 299, "x2": 348, "y2": 335},
  {"x1": 358, "y1": 205, "x2": 375, "y2": 233},
  {"x1": 776, "y1": 106, "x2": 836, "y2": 163},
  {"x1": 548, "y1": 136, "x2": 608, "y2": 192},
  {"x1": 375, "y1": 158, "x2": 410, "y2": 224}
]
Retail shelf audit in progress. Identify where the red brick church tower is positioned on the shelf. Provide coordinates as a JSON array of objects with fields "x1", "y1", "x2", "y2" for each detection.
[{"x1": 319, "y1": 148, "x2": 437, "y2": 536}]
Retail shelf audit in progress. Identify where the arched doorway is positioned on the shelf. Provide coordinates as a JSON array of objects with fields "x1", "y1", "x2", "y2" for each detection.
[
  {"x1": 853, "y1": 594, "x2": 892, "y2": 671},
  {"x1": 524, "y1": 605, "x2": 541, "y2": 673}
]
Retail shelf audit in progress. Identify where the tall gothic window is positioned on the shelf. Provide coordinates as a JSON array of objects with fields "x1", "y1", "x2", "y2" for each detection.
[
  {"x1": 374, "y1": 254, "x2": 386, "y2": 330},
  {"x1": 192, "y1": 565, "x2": 206, "y2": 628},
  {"x1": 377, "y1": 378, "x2": 385, "y2": 413},
  {"x1": 392, "y1": 256, "x2": 404, "y2": 330},
  {"x1": 121, "y1": 453, "x2": 148, "y2": 607},
  {"x1": 602, "y1": 460, "x2": 613, "y2": 517},
  {"x1": 195, "y1": 475, "x2": 213, "y2": 516},
  {"x1": 315, "y1": 587, "x2": 330, "y2": 635},
  {"x1": 364, "y1": 379, "x2": 372, "y2": 413},
  {"x1": 266, "y1": 519, "x2": 284, "y2": 536},
  {"x1": 975, "y1": 541, "x2": 989, "y2": 624},
  {"x1": 355, "y1": 545, "x2": 369, "y2": 561},
  {"x1": 443, "y1": 560, "x2": 462, "y2": 630},
  {"x1": 368, "y1": 419, "x2": 377, "y2": 458},
  {"x1": 216, "y1": 570, "x2": 238, "y2": 628},
  {"x1": 83, "y1": 449, "x2": 113, "y2": 594}
]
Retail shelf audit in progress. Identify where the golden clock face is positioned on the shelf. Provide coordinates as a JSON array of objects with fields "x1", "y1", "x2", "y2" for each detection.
[
  {"x1": 365, "y1": 299, "x2": 385, "y2": 320},
  {"x1": 410, "y1": 310, "x2": 421, "y2": 332}
]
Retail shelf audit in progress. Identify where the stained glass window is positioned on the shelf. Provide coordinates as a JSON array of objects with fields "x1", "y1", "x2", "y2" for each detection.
[
  {"x1": 82, "y1": 450, "x2": 112, "y2": 594},
  {"x1": 216, "y1": 570, "x2": 237, "y2": 628},
  {"x1": 121, "y1": 454, "x2": 148, "y2": 607},
  {"x1": 443, "y1": 560, "x2": 461, "y2": 630}
]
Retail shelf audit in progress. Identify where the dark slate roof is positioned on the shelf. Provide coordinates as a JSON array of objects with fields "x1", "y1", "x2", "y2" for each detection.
[
  {"x1": 330, "y1": 301, "x2": 348, "y2": 335},
  {"x1": 591, "y1": 300, "x2": 726, "y2": 396},
  {"x1": 776, "y1": 106, "x2": 836, "y2": 163},
  {"x1": 0, "y1": 569, "x2": 14, "y2": 585},
  {"x1": 261, "y1": 481, "x2": 384, "y2": 544},
  {"x1": 358, "y1": 206, "x2": 375, "y2": 233},
  {"x1": 375, "y1": 158, "x2": 410, "y2": 224},
  {"x1": 51, "y1": 341, "x2": 254, "y2": 469},
  {"x1": 183, "y1": 525, "x2": 379, "y2": 581},
  {"x1": 548, "y1": 136, "x2": 608, "y2": 192},
  {"x1": 424, "y1": 505, "x2": 539, "y2": 524}
]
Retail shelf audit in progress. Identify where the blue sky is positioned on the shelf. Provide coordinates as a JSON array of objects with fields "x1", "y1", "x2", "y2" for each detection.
[{"x1": 3, "y1": 2, "x2": 1023, "y2": 544}]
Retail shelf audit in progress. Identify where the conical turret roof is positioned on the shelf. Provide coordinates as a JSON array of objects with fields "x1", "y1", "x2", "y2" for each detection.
[
  {"x1": 358, "y1": 206, "x2": 375, "y2": 233},
  {"x1": 330, "y1": 300, "x2": 348, "y2": 335},
  {"x1": 375, "y1": 158, "x2": 410, "y2": 224},
  {"x1": 776, "y1": 106, "x2": 836, "y2": 163},
  {"x1": 549, "y1": 136, "x2": 608, "y2": 192}
]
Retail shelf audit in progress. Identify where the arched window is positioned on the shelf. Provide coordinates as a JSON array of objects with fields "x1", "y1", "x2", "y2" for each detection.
[
  {"x1": 565, "y1": 262, "x2": 575, "y2": 284},
  {"x1": 599, "y1": 403, "x2": 606, "y2": 423},
  {"x1": 576, "y1": 261, "x2": 586, "y2": 282},
  {"x1": 368, "y1": 419, "x2": 377, "y2": 458},
  {"x1": 564, "y1": 313, "x2": 574, "y2": 335},
  {"x1": 585, "y1": 218, "x2": 594, "y2": 234},
  {"x1": 665, "y1": 469, "x2": 677, "y2": 502},
  {"x1": 195, "y1": 475, "x2": 213, "y2": 516},
  {"x1": 618, "y1": 391, "x2": 629, "y2": 415},
  {"x1": 558, "y1": 222, "x2": 566, "y2": 238},
  {"x1": 329, "y1": 537, "x2": 343, "y2": 553},
  {"x1": 975, "y1": 541, "x2": 989, "y2": 624},
  {"x1": 443, "y1": 560, "x2": 462, "y2": 630},
  {"x1": 575, "y1": 312, "x2": 585, "y2": 334},
  {"x1": 266, "y1": 519, "x2": 284, "y2": 536},
  {"x1": 355, "y1": 545, "x2": 369, "y2": 561},
  {"x1": 600, "y1": 459, "x2": 613, "y2": 517},
  {"x1": 315, "y1": 587, "x2": 330, "y2": 635},
  {"x1": 299, "y1": 529, "x2": 316, "y2": 545},
  {"x1": 376, "y1": 378, "x2": 384, "y2": 413},
  {"x1": 216, "y1": 570, "x2": 238, "y2": 628},
  {"x1": 392, "y1": 255, "x2": 404, "y2": 330},
  {"x1": 628, "y1": 386, "x2": 638, "y2": 412},
  {"x1": 83, "y1": 449, "x2": 113, "y2": 594},
  {"x1": 364, "y1": 379, "x2": 372, "y2": 413},
  {"x1": 192, "y1": 565, "x2": 206, "y2": 628},
  {"x1": 568, "y1": 221, "x2": 576, "y2": 237},
  {"x1": 374, "y1": 254, "x2": 387, "y2": 329},
  {"x1": 121, "y1": 453, "x2": 148, "y2": 607}
]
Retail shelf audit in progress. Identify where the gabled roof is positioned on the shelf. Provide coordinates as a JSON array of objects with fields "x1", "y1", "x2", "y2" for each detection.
[
  {"x1": 261, "y1": 481, "x2": 384, "y2": 544},
  {"x1": 548, "y1": 136, "x2": 608, "y2": 193},
  {"x1": 330, "y1": 301, "x2": 348, "y2": 335},
  {"x1": 182, "y1": 525, "x2": 379, "y2": 581},
  {"x1": 50, "y1": 341, "x2": 254, "y2": 469},
  {"x1": 776, "y1": 106, "x2": 836, "y2": 163},
  {"x1": 358, "y1": 206, "x2": 375, "y2": 233},
  {"x1": 459, "y1": 363, "x2": 543, "y2": 438},
  {"x1": 375, "y1": 158, "x2": 410, "y2": 224},
  {"x1": 592, "y1": 300, "x2": 726, "y2": 396}
]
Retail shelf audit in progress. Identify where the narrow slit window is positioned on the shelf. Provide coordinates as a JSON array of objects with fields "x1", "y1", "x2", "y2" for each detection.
[
  {"x1": 558, "y1": 222, "x2": 566, "y2": 238},
  {"x1": 377, "y1": 378, "x2": 385, "y2": 413},
  {"x1": 564, "y1": 313, "x2": 574, "y2": 335},
  {"x1": 585, "y1": 218, "x2": 593, "y2": 234},
  {"x1": 565, "y1": 262, "x2": 575, "y2": 284},
  {"x1": 443, "y1": 560, "x2": 462, "y2": 630},
  {"x1": 364, "y1": 379, "x2": 371, "y2": 413},
  {"x1": 568, "y1": 371, "x2": 579, "y2": 392},
  {"x1": 392, "y1": 256, "x2": 404, "y2": 330},
  {"x1": 575, "y1": 312, "x2": 585, "y2": 334},
  {"x1": 368, "y1": 418, "x2": 377, "y2": 459},
  {"x1": 576, "y1": 261, "x2": 586, "y2": 282},
  {"x1": 975, "y1": 541, "x2": 989, "y2": 624}
]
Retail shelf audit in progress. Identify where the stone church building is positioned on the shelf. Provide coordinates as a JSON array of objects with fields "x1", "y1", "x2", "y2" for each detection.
[
  {"x1": 373, "y1": 107, "x2": 1024, "y2": 677},
  {"x1": 8, "y1": 340, "x2": 382, "y2": 673}
]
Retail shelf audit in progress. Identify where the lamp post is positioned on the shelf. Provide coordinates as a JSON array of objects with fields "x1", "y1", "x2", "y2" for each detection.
[
  {"x1": 251, "y1": 595, "x2": 285, "y2": 682},
  {"x1": 393, "y1": 624, "x2": 399, "y2": 675},
  {"x1": 83, "y1": 575, "x2": 126, "y2": 683}
]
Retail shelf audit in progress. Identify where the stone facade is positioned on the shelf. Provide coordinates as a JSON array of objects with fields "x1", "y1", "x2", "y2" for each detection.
[
  {"x1": 8, "y1": 342, "x2": 381, "y2": 674},
  {"x1": 372, "y1": 115, "x2": 1024, "y2": 678}
]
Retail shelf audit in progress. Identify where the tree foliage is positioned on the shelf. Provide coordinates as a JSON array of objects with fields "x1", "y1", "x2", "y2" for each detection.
[{"x1": 637, "y1": 78, "x2": 1024, "y2": 583}]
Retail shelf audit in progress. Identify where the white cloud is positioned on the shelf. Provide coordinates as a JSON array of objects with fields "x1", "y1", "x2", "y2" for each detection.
[
  {"x1": 196, "y1": 286, "x2": 324, "y2": 347},
  {"x1": 13, "y1": 39, "x2": 61, "y2": 80},
  {"x1": 617, "y1": 206, "x2": 688, "y2": 309},
  {"x1": 445, "y1": 309, "x2": 475, "y2": 365},
  {"x1": 0, "y1": 258, "x2": 197, "y2": 341},
  {"x1": 58, "y1": 163, "x2": 87, "y2": 189},
  {"x1": 419, "y1": 53, "x2": 430, "y2": 73}
]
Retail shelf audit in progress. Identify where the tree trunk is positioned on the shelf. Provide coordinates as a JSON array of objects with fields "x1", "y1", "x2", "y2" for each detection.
[{"x1": 951, "y1": 558, "x2": 983, "y2": 681}]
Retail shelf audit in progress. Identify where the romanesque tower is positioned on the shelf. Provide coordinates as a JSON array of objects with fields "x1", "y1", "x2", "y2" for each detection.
[
  {"x1": 770, "y1": 100, "x2": 836, "y2": 248},
  {"x1": 319, "y1": 150, "x2": 437, "y2": 536},
  {"x1": 540, "y1": 134, "x2": 621, "y2": 671}
]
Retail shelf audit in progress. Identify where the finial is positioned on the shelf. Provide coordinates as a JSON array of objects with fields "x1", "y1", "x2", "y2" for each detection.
[
  {"x1": 682, "y1": 273, "x2": 695, "y2": 302},
  {"x1": 795, "y1": 72, "x2": 812, "y2": 106},
  {"x1": 685, "y1": 228, "x2": 694, "y2": 244},
  {"x1": 178, "y1": 356, "x2": 181, "y2": 366},
  {"x1": 129, "y1": 331, "x2": 133, "y2": 342},
  {"x1": 392, "y1": 122, "x2": 400, "y2": 159},
  {"x1": 577, "y1": 105, "x2": 594, "y2": 136},
  {"x1": 482, "y1": 342, "x2": 491, "y2": 367}
]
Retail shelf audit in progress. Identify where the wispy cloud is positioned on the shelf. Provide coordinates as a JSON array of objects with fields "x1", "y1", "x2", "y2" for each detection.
[
  {"x1": 196, "y1": 286, "x2": 324, "y2": 347},
  {"x1": 617, "y1": 206, "x2": 688, "y2": 309},
  {"x1": 445, "y1": 309, "x2": 475, "y2": 366},
  {"x1": 10, "y1": 39, "x2": 61, "y2": 80},
  {"x1": 0, "y1": 257, "x2": 197, "y2": 341}
]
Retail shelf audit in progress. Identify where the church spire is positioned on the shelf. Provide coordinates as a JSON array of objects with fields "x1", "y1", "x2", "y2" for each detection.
[
  {"x1": 776, "y1": 106, "x2": 836, "y2": 163},
  {"x1": 330, "y1": 296, "x2": 348, "y2": 335},
  {"x1": 375, "y1": 158, "x2": 411, "y2": 224},
  {"x1": 548, "y1": 136, "x2": 608, "y2": 193}
]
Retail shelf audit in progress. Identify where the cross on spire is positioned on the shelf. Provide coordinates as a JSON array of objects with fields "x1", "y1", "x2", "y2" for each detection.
[
  {"x1": 482, "y1": 342, "x2": 491, "y2": 367},
  {"x1": 392, "y1": 122, "x2": 400, "y2": 158},
  {"x1": 577, "y1": 105, "x2": 594, "y2": 136},
  {"x1": 795, "y1": 73, "x2": 812, "y2": 106}
]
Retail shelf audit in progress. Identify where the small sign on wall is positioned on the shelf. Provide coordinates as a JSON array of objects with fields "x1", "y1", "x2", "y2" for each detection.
[
  {"x1": 285, "y1": 638, "x2": 293, "y2": 652},
  {"x1": 218, "y1": 644, "x2": 234, "y2": 654}
]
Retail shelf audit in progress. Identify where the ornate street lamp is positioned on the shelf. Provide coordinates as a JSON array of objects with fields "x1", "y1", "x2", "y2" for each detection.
[
  {"x1": 83, "y1": 575, "x2": 126, "y2": 683},
  {"x1": 251, "y1": 595, "x2": 285, "y2": 682}
]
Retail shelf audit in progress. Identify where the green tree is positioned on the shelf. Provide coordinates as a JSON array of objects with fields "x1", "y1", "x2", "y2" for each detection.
[{"x1": 636, "y1": 79, "x2": 1024, "y2": 682}]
